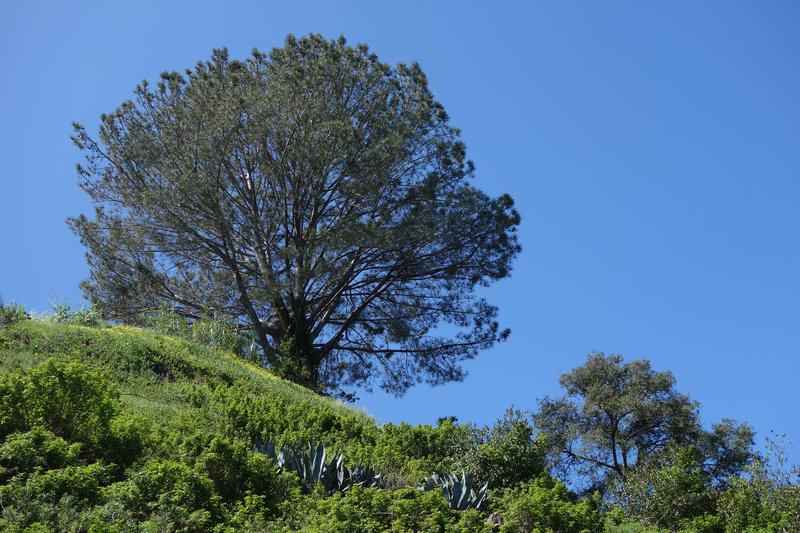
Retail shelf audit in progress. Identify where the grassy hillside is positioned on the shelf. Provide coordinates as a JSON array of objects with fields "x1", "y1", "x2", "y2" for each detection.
[
  {"x1": 1, "y1": 309, "x2": 797, "y2": 532},
  {"x1": 0, "y1": 315, "x2": 523, "y2": 532},
  {"x1": 0, "y1": 318, "x2": 376, "y2": 447}
]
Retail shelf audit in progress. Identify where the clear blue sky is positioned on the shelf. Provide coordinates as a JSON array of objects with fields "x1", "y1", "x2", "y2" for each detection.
[{"x1": 1, "y1": 1, "x2": 798, "y2": 446}]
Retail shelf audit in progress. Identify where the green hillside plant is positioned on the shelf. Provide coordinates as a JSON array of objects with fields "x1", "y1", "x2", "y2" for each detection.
[
  {"x1": 0, "y1": 297, "x2": 29, "y2": 326},
  {"x1": 50, "y1": 299, "x2": 104, "y2": 328},
  {"x1": 255, "y1": 439, "x2": 383, "y2": 495},
  {"x1": 419, "y1": 470, "x2": 490, "y2": 512},
  {"x1": 490, "y1": 475, "x2": 603, "y2": 533},
  {"x1": 717, "y1": 434, "x2": 800, "y2": 533},
  {"x1": 145, "y1": 302, "x2": 259, "y2": 361}
]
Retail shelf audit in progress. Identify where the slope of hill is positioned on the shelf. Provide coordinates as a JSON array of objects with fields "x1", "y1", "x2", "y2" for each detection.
[
  {"x1": 0, "y1": 316, "x2": 520, "y2": 531},
  {"x1": 0, "y1": 317, "x2": 376, "y2": 447},
  {"x1": 2, "y1": 310, "x2": 795, "y2": 532}
]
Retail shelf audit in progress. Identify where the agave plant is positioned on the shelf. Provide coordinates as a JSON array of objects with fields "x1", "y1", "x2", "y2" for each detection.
[
  {"x1": 419, "y1": 470, "x2": 489, "y2": 512},
  {"x1": 255, "y1": 438, "x2": 382, "y2": 494},
  {"x1": 345, "y1": 463, "x2": 383, "y2": 491}
]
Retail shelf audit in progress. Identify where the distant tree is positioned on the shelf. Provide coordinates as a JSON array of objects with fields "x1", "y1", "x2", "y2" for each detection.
[
  {"x1": 534, "y1": 352, "x2": 754, "y2": 491},
  {"x1": 68, "y1": 34, "x2": 520, "y2": 395}
]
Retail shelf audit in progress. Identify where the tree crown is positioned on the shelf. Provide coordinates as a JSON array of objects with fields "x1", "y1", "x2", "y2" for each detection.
[{"x1": 69, "y1": 34, "x2": 521, "y2": 396}]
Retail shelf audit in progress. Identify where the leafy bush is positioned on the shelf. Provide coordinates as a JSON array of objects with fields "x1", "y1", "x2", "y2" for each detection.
[
  {"x1": 212, "y1": 384, "x2": 377, "y2": 454},
  {"x1": 366, "y1": 420, "x2": 468, "y2": 488},
  {"x1": 50, "y1": 299, "x2": 104, "y2": 327},
  {"x1": 196, "y1": 435, "x2": 293, "y2": 510},
  {"x1": 490, "y1": 476, "x2": 602, "y2": 533},
  {"x1": 0, "y1": 297, "x2": 29, "y2": 326},
  {"x1": 0, "y1": 360, "x2": 119, "y2": 448},
  {"x1": 449, "y1": 408, "x2": 546, "y2": 492},
  {"x1": 605, "y1": 446, "x2": 718, "y2": 531},
  {"x1": 102, "y1": 459, "x2": 225, "y2": 531},
  {"x1": 717, "y1": 434, "x2": 800, "y2": 533},
  {"x1": 0, "y1": 360, "x2": 150, "y2": 471},
  {"x1": 0, "y1": 427, "x2": 81, "y2": 484},
  {"x1": 146, "y1": 302, "x2": 258, "y2": 360},
  {"x1": 276, "y1": 486, "x2": 493, "y2": 532},
  {"x1": 0, "y1": 461, "x2": 113, "y2": 530}
]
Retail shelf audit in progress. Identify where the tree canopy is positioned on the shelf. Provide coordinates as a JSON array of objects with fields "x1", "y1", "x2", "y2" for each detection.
[
  {"x1": 68, "y1": 34, "x2": 521, "y2": 395},
  {"x1": 534, "y1": 352, "x2": 754, "y2": 491}
]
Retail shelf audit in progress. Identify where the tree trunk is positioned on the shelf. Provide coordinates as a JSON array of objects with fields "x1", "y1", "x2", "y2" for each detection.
[{"x1": 273, "y1": 312, "x2": 321, "y2": 391}]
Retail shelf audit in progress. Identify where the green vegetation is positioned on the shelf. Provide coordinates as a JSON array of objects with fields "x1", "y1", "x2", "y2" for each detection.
[
  {"x1": 534, "y1": 352, "x2": 755, "y2": 493},
  {"x1": 69, "y1": 34, "x2": 520, "y2": 397},
  {"x1": 0, "y1": 309, "x2": 797, "y2": 531},
  {"x1": 418, "y1": 471, "x2": 490, "y2": 512}
]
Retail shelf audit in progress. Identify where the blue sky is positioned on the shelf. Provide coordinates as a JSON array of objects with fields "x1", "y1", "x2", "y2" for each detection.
[{"x1": 1, "y1": 1, "x2": 798, "y2": 446}]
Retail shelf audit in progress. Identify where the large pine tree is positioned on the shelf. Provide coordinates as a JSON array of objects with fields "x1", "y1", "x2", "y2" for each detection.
[{"x1": 69, "y1": 34, "x2": 520, "y2": 395}]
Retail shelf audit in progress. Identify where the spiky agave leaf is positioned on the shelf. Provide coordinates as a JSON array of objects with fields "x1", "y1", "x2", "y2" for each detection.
[
  {"x1": 255, "y1": 439, "x2": 385, "y2": 494},
  {"x1": 418, "y1": 469, "x2": 490, "y2": 512}
]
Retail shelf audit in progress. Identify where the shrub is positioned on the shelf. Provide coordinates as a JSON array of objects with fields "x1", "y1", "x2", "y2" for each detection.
[
  {"x1": 277, "y1": 486, "x2": 493, "y2": 532},
  {"x1": 0, "y1": 427, "x2": 81, "y2": 483},
  {"x1": 717, "y1": 434, "x2": 800, "y2": 533},
  {"x1": 2, "y1": 461, "x2": 112, "y2": 503},
  {"x1": 145, "y1": 302, "x2": 258, "y2": 360},
  {"x1": 0, "y1": 297, "x2": 30, "y2": 326},
  {"x1": 0, "y1": 360, "x2": 119, "y2": 449},
  {"x1": 449, "y1": 408, "x2": 546, "y2": 492},
  {"x1": 490, "y1": 476, "x2": 602, "y2": 533},
  {"x1": 604, "y1": 446, "x2": 718, "y2": 531},
  {"x1": 50, "y1": 299, "x2": 104, "y2": 327},
  {"x1": 196, "y1": 435, "x2": 292, "y2": 512},
  {"x1": 0, "y1": 461, "x2": 113, "y2": 530},
  {"x1": 0, "y1": 360, "x2": 150, "y2": 469},
  {"x1": 211, "y1": 384, "x2": 377, "y2": 455},
  {"x1": 367, "y1": 420, "x2": 469, "y2": 488},
  {"x1": 103, "y1": 459, "x2": 225, "y2": 530}
]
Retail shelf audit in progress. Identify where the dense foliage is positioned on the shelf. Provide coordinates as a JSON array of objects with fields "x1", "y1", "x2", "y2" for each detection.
[
  {"x1": 69, "y1": 34, "x2": 520, "y2": 396},
  {"x1": 534, "y1": 352, "x2": 755, "y2": 493},
  {"x1": 0, "y1": 313, "x2": 797, "y2": 532}
]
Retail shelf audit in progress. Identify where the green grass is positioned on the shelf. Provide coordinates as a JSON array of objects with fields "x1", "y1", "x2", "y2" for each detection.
[{"x1": 0, "y1": 319, "x2": 377, "y2": 446}]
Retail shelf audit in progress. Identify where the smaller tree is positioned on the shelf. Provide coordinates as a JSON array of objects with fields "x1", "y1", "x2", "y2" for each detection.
[
  {"x1": 534, "y1": 352, "x2": 754, "y2": 492},
  {"x1": 448, "y1": 408, "x2": 546, "y2": 491}
]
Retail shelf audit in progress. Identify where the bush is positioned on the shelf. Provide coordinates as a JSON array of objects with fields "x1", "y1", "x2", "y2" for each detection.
[
  {"x1": 0, "y1": 461, "x2": 113, "y2": 530},
  {"x1": 604, "y1": 446, "x2": 718, "y2": 531},
  {"x1": 195, "y1": 435, "x2": 292, "y2": 512},
  {"x1": 50, "y1": 299, "x2": 104, "y2": 327},
  {"x1": 0, "y1": 427, "x2": 81, "y2": 483},
  {"x1": 717, "y1": 434, "x2": 800, "y2": 533},
  {"x1": 0, "y1": 360, "x2": 150, "y2": 469},
  {"x1": 0, "y1": 297, "x2": 30, "y2": 326},
  {"x1": 277, "y1": 486, "x2": 493, "y2": 532},
  {"x1": 145, "y1": 303, "x2": 258, "y2": 360},
  {"x1": 102, "y1": 459, "x2": 225, "y2": 531},
  {"x1": 211, "y1": 384, "x2": 377, "y2": 455},
  {"x1": 0, "y1": 360, "x2": 119, "y2": 449},
  {"x1": 490, "y1": 476, "x2": 602, "y2": 533},
  {"x1": 367, "y1": 420, "x2": 469, "y2": 488},
  {"x1": 449, "y1": 408, "x2": 546, "y2": 492}
]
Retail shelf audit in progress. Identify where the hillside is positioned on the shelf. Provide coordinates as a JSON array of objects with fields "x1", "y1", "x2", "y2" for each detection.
[
  {"x1": 1, "y1": 310, "x2": 797, "y2": 532},
  {"x1": 0, "y1": 317, "x2": 376, "y2": 447},
  {"x1": 0, "y1": 315, "x2": 520, "y2": 531}
]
